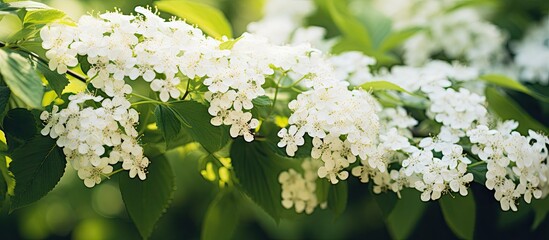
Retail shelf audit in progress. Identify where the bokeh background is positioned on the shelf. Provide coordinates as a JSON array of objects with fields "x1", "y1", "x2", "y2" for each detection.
[{"x1": 1, "y1": 0, "x2": 549, "y2": 239}]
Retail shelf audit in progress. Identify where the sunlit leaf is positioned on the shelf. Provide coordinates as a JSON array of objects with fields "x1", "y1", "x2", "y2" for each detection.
[
  {"x1": 480, "y1": 74, "x2": 549, "y2": 102},
  {"x1": 156, "y1": 0, "x2": 232, "y2": 39},
  {"x1": 379, "y1": 27, "x2": 422, "y2": 52},
  {"x1": 360, "y1": 80, "x2": 413, "y2": 95},
  {"x1": 0, "y1": 49, "x2": 44, "y2": 109},
  {"x1": 326, "y1": 0, "x2": 371, "y2": 49}
]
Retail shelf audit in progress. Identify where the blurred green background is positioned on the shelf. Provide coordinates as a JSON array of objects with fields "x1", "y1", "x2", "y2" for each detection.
[{"x1": 1, "y1": 0, "x2": 549, "y2": 239}]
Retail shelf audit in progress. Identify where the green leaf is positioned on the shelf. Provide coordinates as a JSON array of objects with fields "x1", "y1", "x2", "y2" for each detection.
[
  {"x1": 385, "y1": 189, "x2": 427, "y2": 239},
  {"x1": 8, "y1": 1, "x2": 51, "y2": 10},
  {"x1": 531, "y1": 198, "x2": 549, "y2": 230},
  {"x1": 0, "y1": 49, "x2": 43, "y2": 109},
  {"x1": 0, "y1": 86, "x2": 10, "y2": 113},
  {"x1": 36, "y1": 60, "x2": 68, "y2": 96},
  {"x1": 251, "y1": 96, "x2": 272, "y2": 120},
  {"x1": 169, "y1": 101, "x2": 230, "y2": 153},
  {"x1": 485, "y1": 87, "x2": 548, "y2": 134},
  {"x1": 0, "y1": 154, "x2": 15, "y2": 210},
  {"x1": 439, "y1": 193, "x2": 476, "y2": 239},
  {"x1": 315, "y1": 178, "x2": 330, "y2": 204},
  {"x1": 155, "y1": 0, "x2": 232, "y2": 39},
  {"x1": 326, "y1": 0, "x2": 372, "y2": 50},
  {"x1": 354, "y1": 3, "x2": 392, "y2": 50},
  {"x1": 23, "y1": 8, "x2": 70, "y2": 26},
  {"x1": 9, "y1": 135, "x2": 66, "y2": 210},
  {"x1": 230, "y1": 138, "x2": 293, "y2": 222},
  {"x1": 327, "y1": 181, "x2": 347, "y2": 218},
  {"x1": 251, "y1": 95, "x2": 272, "y2": 107},
  {"x1": 154, "y1": 105, "x2": 182, "y2": 149},
  {"x1": 119, "y1": 155, "x2": 175, "y2": 239},
  {"x1": 201, "y1": 190, "x2": 240, "y2": 240},
  {"x1": 479, "y1": 74, "x2": 549, "y2": 102},
  {"x1": 360, "y1": 80, "x2": 413, "y2": 95},
  {"x1": 373, "y1": 191, "x2": 398, "y2": 218},
  {"x1": 0, "y1": 12, "x2": 22, "y2": 42},
  {"x1": 468, "y1": 162, "x2": 487, "y2": 185},
  {"x1": 219, "y1": 36, "x2": 242, "y2": 50},
  {"x1": 379, "y1": 27, "x2": 422, "y2": 52},
  {"x1": 3, "y1": 108, "x2": 36, "y2": 141}
]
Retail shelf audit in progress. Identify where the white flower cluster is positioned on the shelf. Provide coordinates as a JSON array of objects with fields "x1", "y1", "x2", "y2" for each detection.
[
  {"x1": 352, "y1": 125, "x2": 474, "y2": 201},
  {"x1": 204, "y1": 33, "x2": 335, "y2": 142},
  {"x1": 43, "y1": 7, "x2": 326, "y2": 143},
  {"x1": 513, "y1": 16, "x2": 549, "y2": 85},
  {"x1": 372, "y1": 0, "x2": 505, "y2": 66},
  {"x1": 279, "y1": 158, "x2": 326, "y2": 214},
  {"x1": 357, "y1": 60, "x2": 549, "y2": 210},
  {"x1": 279, "y1": 82, "x2": 380, "y2": 184},
  {"x1": 40, "y1": 93, "x2": 148, "y2": 187},
  {"x1": 329, "y1": 51, "x2": 377, "y2": 86},
  {"x1": 467, "y1": 123, "x2": 549, "y2": 211},
  {"x1": 407, "y1": 9, "x2": 504, "y2": 66},
  {"x1": 380, "y1": 61, "x2": 487, "y2": 131}
]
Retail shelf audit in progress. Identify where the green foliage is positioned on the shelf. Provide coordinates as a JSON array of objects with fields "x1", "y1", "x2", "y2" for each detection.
[
  {"x1": 479, "y1": 74, "x2": 549, "y2": 102},
  {"x1": 155, "y1": 0, "x2": 232, "y2": 39},
  {"x1": 3, "y1": 108, "x2": 36, "y2": 145},
  {"x1": 119, "y1": 155, "x2": 175, "y2": 239},
  {"x1": 531, "y1": 198, "x2": 549, "y2": 230},
  {"x1": 327, "y1": 181, "x2": 347, "y2": 218},
  {"x1": 22, "y1": 8, "x2": 68, "y2": 26},
  {"x1": 326, "y1": 0, "x2": 373, "y2": 49},
  {"x1": 360, "y1": 81, "x2": 413, "y2": 95},
  {"x1": 201, "y1": 190, "x2": 240, "y2": 240},
  {"x1": 382, "y1": 189, "x2": 427, "y2": 239},
  {"x1": 156, "y1": 101, "x2": 230, "y2": 153},
  {"x1": 379, "y1": 27, "x2": 422, "y2": 52},
  {"x1": 439, "y1": 193, "x2": 476, "y2": 240},
  {"x1": 230, "y1": 138, "x2": 295, "y2": 222},
  {"x1": 9, "y1": 135, "x2": 66, "y2": 211},
  {"x1": 485, "y1": 87, "x2": 548, "y2": 134},
  {"x1": 155, "y1": 105, "x2": 184, "y2": 149},
  {"x1": 325, "y1": 0, "x2": 414, "y2": 65},
  {"x1": 219, "y1": 35, "x2": 243, "y2": 50},
  {"x1": 0, "y1": 154, "x2": 14, "y2": 210},
  {"x1": 0, "y1": 49, "x2": 43, "y2": 109},
  {"x1": 36, "y1": 60, "x2": 68, "y2": 97}
]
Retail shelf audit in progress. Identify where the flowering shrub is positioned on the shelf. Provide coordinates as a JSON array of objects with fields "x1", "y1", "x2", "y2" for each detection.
[{"x1": 0, "y1": 0, "x2": 548, "y2": 239}]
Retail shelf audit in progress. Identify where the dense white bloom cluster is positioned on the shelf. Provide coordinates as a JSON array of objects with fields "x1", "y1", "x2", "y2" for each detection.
[
  {"x1": 513, "y1": 16, "x2": 549, "y2": 85},
  {"x1": 329, "y1": 51, "x2": 377, "y2": 86},
  {"x1": 372, "y1": 0, "x2": 504, "y2": 66},
  {"x1": 467, "y1": 123, "x2": 549, "y2": 211},
  {"x1": 42, "y1": 7, "x2": 325, "y2": 145},
  {"x1": 280, "y1": 82, "x2": 380, "y2": 184},
  {"x1": 205, "y1": 33, "x2": 339, "y2": 142},
  {"x1": 40, "y1": 93, "x2": 148, "y2": 187},
  {"x1": 279, "y1": 158, "x2": 326, "y2": 214},
  {"x1": 361, "y1": 60, "x2": 549, "y2": 210},
  {"x1": 379, "y1": 61, "x2": 487, "y2": 130}
]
